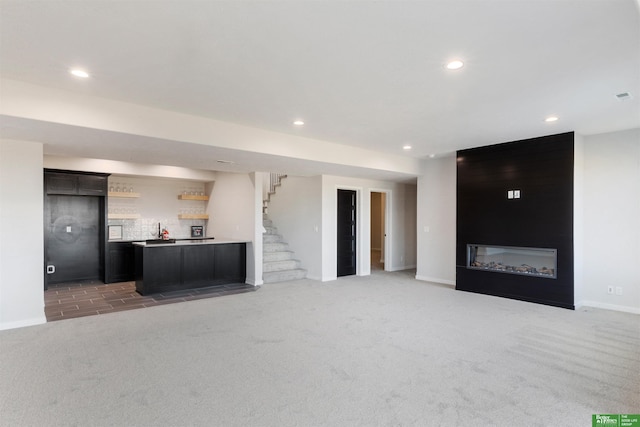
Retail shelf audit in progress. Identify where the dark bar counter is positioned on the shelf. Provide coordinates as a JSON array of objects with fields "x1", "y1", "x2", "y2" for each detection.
[{"x1": 133, "y1": 239, "x2": 248, "y2": 295}]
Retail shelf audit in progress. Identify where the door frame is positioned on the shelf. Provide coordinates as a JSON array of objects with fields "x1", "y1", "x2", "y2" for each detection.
[
  {"x1": 335, "y1": 185, "x2": 364, "y2": 277},
  {"x1": 369, "y1": 188, "x2": 392, "y2": 272}
]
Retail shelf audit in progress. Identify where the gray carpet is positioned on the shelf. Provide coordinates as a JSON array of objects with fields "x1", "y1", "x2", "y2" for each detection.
[{"x1": 1, "y1": 270, "x2": 639, "y2": 427}]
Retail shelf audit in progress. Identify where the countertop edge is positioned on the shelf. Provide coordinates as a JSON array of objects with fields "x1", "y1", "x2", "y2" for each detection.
[{"x1": 132, "y1": 239, "x2": 250, "y2": 247}]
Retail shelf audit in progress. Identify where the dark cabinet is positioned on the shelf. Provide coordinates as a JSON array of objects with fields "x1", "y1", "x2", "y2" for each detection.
[
  {"x1": 44, "y1": 169, "x2": 109, "y2": 290},
  {"x1": 182, "y1": 245, "x2": 216, "y2": 287},
  {"x1": 45, "y1": 170, "x2": 108, "y2": 196},
  {"x1": 78, "y1": 175, "x2": 107, "y2": 195},
  {"x1": 214, "y1": 243, "x2": 246, "y2": 284},
  {"x1": 135, "y1": 243, "x2": 246, "y2": 295},
  {"x1": 45, "y1": 172, "x2": 78, "y2": 195},
  {"x1": 106, "y1": 242, "x2": 136, "y2": 283}
]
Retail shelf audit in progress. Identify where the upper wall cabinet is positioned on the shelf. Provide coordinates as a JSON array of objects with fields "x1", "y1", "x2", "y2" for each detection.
[{"x1": 45, "y1": 170, "x2": 109, "y2": 196}]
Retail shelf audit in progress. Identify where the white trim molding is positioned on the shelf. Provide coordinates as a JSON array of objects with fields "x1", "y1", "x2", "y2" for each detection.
[
  {"x1": 576, "y1": 300, "x2": 640, "y2": 315},
  {"x1": 415, "y1": 275, "x2": 456, "y2": 287}
]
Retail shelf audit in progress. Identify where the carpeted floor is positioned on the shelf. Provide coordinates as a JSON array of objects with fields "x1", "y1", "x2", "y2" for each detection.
[{"x1": 1, "y1": 270, "x2": 638, "y2": 426}]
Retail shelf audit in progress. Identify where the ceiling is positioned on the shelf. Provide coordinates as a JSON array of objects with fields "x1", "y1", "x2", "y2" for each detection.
[{"x1": 1, "y1": 0, "x2": 639, "y2": 179}]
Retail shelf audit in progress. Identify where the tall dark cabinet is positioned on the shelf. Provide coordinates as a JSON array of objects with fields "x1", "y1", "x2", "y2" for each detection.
[{"x1": 44, "y1": 169, "x2": 109, "y2": 289}]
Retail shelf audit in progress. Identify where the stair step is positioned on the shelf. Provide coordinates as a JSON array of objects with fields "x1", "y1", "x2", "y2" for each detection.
[
  {"x1": 263, "y1": 226, "x2": 278, "y2": 235},
  {"x1": 263, "y1": 268, "x2": 307, "y2": 284},
  {"x1": 263, "y1": 234, "x2": 283, "y2": 243},
  {"x1": 263, "y1": 219, "x2": 273, "y2": 227},
  {"x1": 263, "y1": 259, "x2": 301, "y2": 272},
  {"x1": 264, "y1": 242, "x2": 289, "y2": 252},
  {"x1": 263, "y1": 251, "x2": 295, "y2": 262}
]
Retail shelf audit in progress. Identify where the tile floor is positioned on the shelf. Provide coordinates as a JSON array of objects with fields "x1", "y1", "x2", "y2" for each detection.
[{"x1": 44, "y1": 280, "x2": 258, "y2": 322}]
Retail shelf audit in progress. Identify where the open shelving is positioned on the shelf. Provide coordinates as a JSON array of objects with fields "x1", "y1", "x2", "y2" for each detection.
[
  {"x1": 108, "y1": 191, "x2": 140, "y2": 198},
  {"x1": 178, "y1": 194, "x2": 209, "y2": 201},
  {"x1": 178, "y1": 214, "x2": 209, "y2": 220}
]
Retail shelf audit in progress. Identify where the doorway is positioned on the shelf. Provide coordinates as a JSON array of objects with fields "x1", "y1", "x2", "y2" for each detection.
[
  {"x1": 370, "y1": 192, "x2": 386, "y2": 271},
  {"x1": 45, "y1": 195, "x2": 102, "y2": 285},
  {"x1": 337, "y1": 189, "x2": 357, "y2": 277}
]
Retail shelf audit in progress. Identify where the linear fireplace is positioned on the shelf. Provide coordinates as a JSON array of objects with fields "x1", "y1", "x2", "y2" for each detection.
[{"x1": 467, "y1": 244, "x2": 556, "y2": 279}]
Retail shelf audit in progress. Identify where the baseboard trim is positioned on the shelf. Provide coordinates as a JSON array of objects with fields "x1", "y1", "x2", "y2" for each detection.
[
  {"x1": 415, "y1": 275, "x2": 456, "y2": 287},
  {"x1": 0, "y1": 315, "x2": 47, "y2": 331},
  {"x1": 387, "y1": 264, "x2": 416, "y2": 272},
  {"x1": 577, "y1": 300, "x2": 640, "y2": 315}
]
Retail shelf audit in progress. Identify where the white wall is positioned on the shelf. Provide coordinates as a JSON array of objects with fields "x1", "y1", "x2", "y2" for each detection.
[
  {"x1": 573, "y1": 134, "x2": 585, "y2": 306},
  {"x1": 581, "y1": 128, "x2": 640, "y2": 313},
  {"x1": 208, "y1": 171, "x2": 262, "y2": 285},
  {"x1": 4, "y1": 79, "x2": 422, "y2": 177},
  {"x1": 415, "y1": 154, "x2": 457, "y2": 286},
  {"x1": 44, "y1": 155, "x2": 217, "y2": 181},
  {"x1": 0, "y1": 139, "x2": 46, "y2": 330},
  {"x1": 266, "y1": 175, "x2": 323, "y2": 280},
  {"x1": 107, "y1": 175, "x2": 209, "y2": 240},
  {"x1": 321, "y1": 175, "x2": 417, "y2": 281}
]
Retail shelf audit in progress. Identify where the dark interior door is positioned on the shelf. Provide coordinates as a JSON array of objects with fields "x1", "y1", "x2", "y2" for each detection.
[
  {"x1": 46, "y1": 195, "x2": 101, "y2": 284},
  {"x1": 337, "y1": 189, "x2": 357, "y2": 277}
]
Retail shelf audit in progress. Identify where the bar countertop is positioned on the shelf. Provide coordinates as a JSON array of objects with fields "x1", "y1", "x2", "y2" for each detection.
[{"x1": 132, "y1": 238, "x2": 250, "y2": 248}]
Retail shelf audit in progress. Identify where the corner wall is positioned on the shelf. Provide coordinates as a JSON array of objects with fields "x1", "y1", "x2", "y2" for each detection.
[
  {"x1": 208, "y1": 171, "x2": 262, "y2": 285},
  {"x1": 415, "y1": 154, "x2": 457, "y2": 285},
  {"x1": 581, "y1": 128, "x2": 640, "y2": 313},
  {"x1": 0, "y1": 139, "x2": 46, "y2": 330}
]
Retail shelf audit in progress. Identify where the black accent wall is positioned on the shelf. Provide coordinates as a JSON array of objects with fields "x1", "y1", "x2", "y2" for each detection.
[{"x1": 456, "y1": 132, "x2": 574, "y2": 309}]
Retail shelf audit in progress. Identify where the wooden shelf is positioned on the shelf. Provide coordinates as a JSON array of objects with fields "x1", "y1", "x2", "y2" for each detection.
[
  {"x1": 178, "y1": 194, "x2": 209, "y2": 201},
  {"x1": 108, "y1": 213, "x2": 141, "y2": 219},
  {"x1": 178, "y1": 214, "x2": 209, "y2": 220},
  {"x1": 108, "y1": 192, "x2": 140, "y2": 198}
]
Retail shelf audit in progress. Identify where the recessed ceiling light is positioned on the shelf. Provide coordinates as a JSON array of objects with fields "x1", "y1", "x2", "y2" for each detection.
[
  {"x1": 70, "y1": 69, "x2": 90, "y2": 78},
  {"x1": 403, "y1": 145, "x2": 412, "y2": 150},
  {"x1": 446, "y1": 60, "x2": 464, "y2": 70},
  {"x1": 293, "y1": 120, "x2": 305, "y2": 126},
  {"x1": 544, "y1": 116, "x2": 559, "y2": 122},
  {"x1": 429, "y1": 154, "x2": 436, "y2": 158}
]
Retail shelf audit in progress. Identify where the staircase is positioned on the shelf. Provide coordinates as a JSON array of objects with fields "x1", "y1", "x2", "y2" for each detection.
[
  {"x1": 262, "y1": 173, "x2": 307, "y2": 284},
  {"x1": 263, "y1": 214, "x2": 307, "y2": 283}
]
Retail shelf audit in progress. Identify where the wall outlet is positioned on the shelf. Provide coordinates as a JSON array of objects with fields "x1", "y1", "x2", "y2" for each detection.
[
  {"x1": 616, "y1": 286, "x2": 623, "y2": 296},
  {"x1": 607, "y1": 286, "x2": 614, "y2": 294}
]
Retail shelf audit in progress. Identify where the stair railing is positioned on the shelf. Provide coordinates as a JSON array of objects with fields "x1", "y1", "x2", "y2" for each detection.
[{"x1": 263, "y1": 173, "x2": 287, "y2": 213}]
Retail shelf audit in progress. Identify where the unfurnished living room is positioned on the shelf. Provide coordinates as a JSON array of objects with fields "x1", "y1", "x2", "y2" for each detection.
[{"x1": 0, "y1": 1, "x2": 639, "y2": 426}]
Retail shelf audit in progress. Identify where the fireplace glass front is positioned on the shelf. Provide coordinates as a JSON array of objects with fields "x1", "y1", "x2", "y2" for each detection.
[{"x1": 467, "y1": 244, "x2": 557, "y2": 279}]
